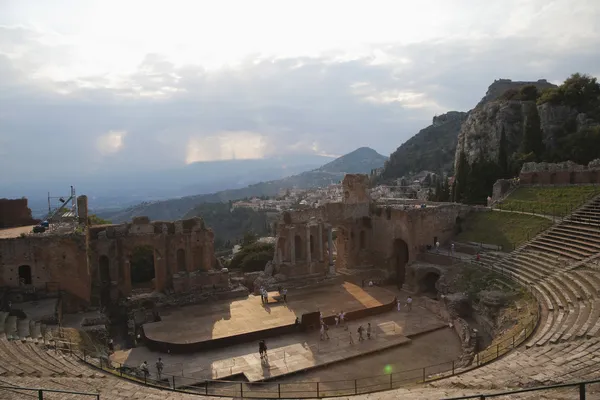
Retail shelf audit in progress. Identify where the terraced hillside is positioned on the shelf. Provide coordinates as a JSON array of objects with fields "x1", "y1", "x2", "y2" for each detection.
[{"x1": 2, "y1": 195, "x2": 600, "y2": 399}]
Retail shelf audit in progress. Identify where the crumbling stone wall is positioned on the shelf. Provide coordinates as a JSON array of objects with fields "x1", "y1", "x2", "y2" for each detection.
[
  {"x1": 0, "y1": 198, "x2": 39, "y2": 228},
  {"x1": 88, "y1": 216, "x2": 217, "y2": 304},
  {"x1": 272, "y1": 174, "x2": 472, "y2": 287},
  {"x1": 0, "y1": 233, "x2": 90, "y2": 311},
  {"x1": 519, "y1": 159, "x2": 600, "y2": 185}
]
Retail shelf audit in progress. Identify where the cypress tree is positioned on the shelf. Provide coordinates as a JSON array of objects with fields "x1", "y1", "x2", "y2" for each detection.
[
  {"x1": 454, "y1": 151, "x2": 470, "y2": 203},
  {"x1": 521, "y1": 105, "x2": 544, "y2": 158},
  {"x1": 498, "y1": 126, "x2": 509, "y2": 176}
]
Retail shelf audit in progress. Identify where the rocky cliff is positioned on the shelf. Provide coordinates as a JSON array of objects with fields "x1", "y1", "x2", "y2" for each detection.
[
  {"x1": 455, "y1": 76, "x2": 600, "y2": 172},
  {"x1": 377, "y1": 111, "x2": 468, "y2": 182}
]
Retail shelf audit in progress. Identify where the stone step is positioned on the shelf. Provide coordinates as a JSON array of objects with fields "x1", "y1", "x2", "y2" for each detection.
[
  {"x1": 5, "y1": 316, "x2": 17, "y2": 340},
  {"x1": 0, "y1": 311, "x2": 7, "y2": 335},
  {"x1": 527, "y1": 242, "x2": 584, "y2": 261}
]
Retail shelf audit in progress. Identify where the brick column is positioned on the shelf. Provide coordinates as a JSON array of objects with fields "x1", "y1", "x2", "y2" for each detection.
[
  {"x1": 306, "y1": 225, "x2": 312, "y2": 264},
  {"x1": 290, "y1": 227, "x2": 296, "y2": 265},
  {"x1": 318, "y1": 223, "x2": 324, "y2": 262},
  {"x1": 328, "y1": 226, "x2": 334, "y2": 266}
]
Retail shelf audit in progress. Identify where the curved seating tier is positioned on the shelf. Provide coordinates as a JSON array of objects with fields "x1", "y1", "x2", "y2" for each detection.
[{"x1": 1, "y1": 195, "x2": 600, "y2": 399}]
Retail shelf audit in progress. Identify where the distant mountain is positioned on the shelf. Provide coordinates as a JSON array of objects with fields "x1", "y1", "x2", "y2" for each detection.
[
  {"x1": 376, "y1": 111, "x2": 468, "y2": 182},
  {"x1": 317, "y1": 147, "x2": 388, "y2": 173},
  {"x1": 97, "y1": 147, "x2": 387, "y2": 223}
]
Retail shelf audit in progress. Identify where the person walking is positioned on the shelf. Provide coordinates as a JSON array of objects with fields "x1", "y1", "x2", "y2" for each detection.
[
  {"x1": 435, "y1": 240, "x2": 440, "y2": 253},
  {"x1": 367, "y1": 323, "x2": 372, "y2": 339},
  {"x1": 156, "y1": 358, "x2": 164, "y2": 380},
  {"x1": 357, "y1": 325, "x2": 364, "y2": 342},
  {"x1": 406, "y1": 296, "x2": 413, "y2": 311},
  {"x1": 140, "y1": 361, "x2": 149, "y2": 379},
  {"x1": 397, "y1": 298, "x2": 401, "y2": 312}
]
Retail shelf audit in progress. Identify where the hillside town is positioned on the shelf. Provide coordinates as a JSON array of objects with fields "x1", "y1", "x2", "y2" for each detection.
[{"x1": 231, "y1": 171, "x2": 442, "y2": 211}]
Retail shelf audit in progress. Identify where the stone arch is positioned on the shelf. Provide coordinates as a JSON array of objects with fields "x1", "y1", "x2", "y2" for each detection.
[
  {"x1": 99, "y1": 256, "x2": 110, "y2": 283},
  {"x1": 531, "y1": 173, "x2": 539, "y2": 184},
  {"x1": 392, "y1": 238, "x2": 409, "y2": 289},
  {"x1": 176, "y1": 249, "x2": 186, "y2": 272},
  {"x1": 569, "y1": 171, "x2": 576, "y2": 184},
  {"x1": 418, "y1": 271, "x2": 440, "y2": 298},
  {"x1": 294, "y1": 234, "x2": 303, "y2": 260},
  {"x1": 359, "y1": 230, "x2": 366, "y2": 249},
  {"x1": 130, "y1": 245, "x2": 156, "y2": 288},
  {"x1": 18, "y1": 265, "x2": 32, "y2": 285},
  {"x1": 98, "y1": 256, "x2": 111, "y2": 306},
  {"x1": 550, "y1": 173, "x2": 557, "y2": 184}
]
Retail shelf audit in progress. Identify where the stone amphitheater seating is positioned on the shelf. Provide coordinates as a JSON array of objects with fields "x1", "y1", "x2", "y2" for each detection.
[{"x1": 1, "y1": 195, "x2": 600, "y2": 399}]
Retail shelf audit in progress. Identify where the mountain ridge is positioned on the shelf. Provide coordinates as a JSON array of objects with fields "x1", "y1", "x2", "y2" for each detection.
[{"x1": 96, "y1": 147, "x2": 387, "y2": 223}]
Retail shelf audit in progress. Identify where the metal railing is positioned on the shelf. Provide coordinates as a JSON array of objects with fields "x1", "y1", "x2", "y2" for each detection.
[
  {"x1": 442, "y1": 378, "x2": 600, "y2": 399},
  {"x1": 0, "y1": 385, "x2": 100, "y2": 399},
  {"x1": 43, "y1": 306, "x2": 538, "y2": 400}
]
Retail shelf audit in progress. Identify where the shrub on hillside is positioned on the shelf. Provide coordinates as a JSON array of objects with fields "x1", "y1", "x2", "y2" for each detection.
[{"x1": 229, "y1": 242, "x2": 275, "y2": 272}]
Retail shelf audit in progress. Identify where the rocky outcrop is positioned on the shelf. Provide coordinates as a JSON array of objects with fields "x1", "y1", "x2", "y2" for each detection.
[
  {"x1": 475, "y1": 79, "x2": 556, "y2": 108},
  {"x1": 377, "y1": 111, "x2": 468, "y2": 182},
  {"x1": 455, "y1": 99, "x2": 600, "y2": 170}
]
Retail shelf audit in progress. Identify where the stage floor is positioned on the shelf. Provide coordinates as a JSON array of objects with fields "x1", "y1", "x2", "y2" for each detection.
[
  {"x1": 113, "y1": 293, "x2": 448, "y2": 384},
  {"x1": 143, "y1": 282, "x2": 397, "y2": 345}
]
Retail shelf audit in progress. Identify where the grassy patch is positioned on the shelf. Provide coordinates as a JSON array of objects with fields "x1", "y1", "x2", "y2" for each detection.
[
  {"x1": 456, "y1": 211, "x2": 553, "y2": 250},
  {"x1": 498, "y1": 186, "x2": 600, "y2": 216}
]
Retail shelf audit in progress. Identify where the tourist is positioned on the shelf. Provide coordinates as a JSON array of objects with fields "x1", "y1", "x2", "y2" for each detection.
[
  {"x1": 340, "y1": 311, "x2": 347, "y2": 330},
  {"x1": 406, "y1": 296, "x2": 413, "y2": 311},
  {"x1": 349, "y1": 330, "x2": 354, "y2": 345},
  {"x1": 320, "y1": 322, "x2": 330, "y2": 340},
  {"x1": 368, "y1": 280, "x2": 373, "y2": 287},
  {"x1": 108, "y1": 338, "x2": 114, "y2": 353},
  {"x1": 397, "y1": 299, "x2": 401, "y2": 312},
  {"x1": 263, "y1": 289, "x2": 269, "y2": 304},
  {"x1": 282, "y1": 288, "x2": 288, "y2": 302},
  {"x1": 140, "y1": 361, "x2": 149, "y2": 379},
  {"x1": 259, "y1": 340, "x2": 267, "y2": 359},
  {"x1": 156, "y1": 358, "x2": 164, "y2": 380},
  {"x1": 367, "y1": 323, "x2": 372, "y2": 339},
  {"x1": 435, "y1": 241, "x2": 440, "y2": 253},
  {"x1": 334, "y1": 315, "x2": 339, "y2": 326},
  {"x1": 260, "y1": 287, "x2": 265, "y2": 304},
  {"x1": 451, "y1": 243, "x2": 455, "y2": 256},
  {"x1": 357, "y1": 325, "x2": 364, "y2": 341}
]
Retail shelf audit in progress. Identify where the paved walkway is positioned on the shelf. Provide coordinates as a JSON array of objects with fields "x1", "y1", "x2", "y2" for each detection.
[
  {"x1": 491, "y1": 207, "x2": 557, "y2": 221},
  {"x1": 112, "y1": 305, "x2": 445, "y2": 385},
  {"x1": 144, "y1": 282, "x2": 395, "y2": 344}
]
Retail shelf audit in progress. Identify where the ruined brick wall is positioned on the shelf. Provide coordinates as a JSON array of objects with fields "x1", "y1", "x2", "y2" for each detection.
[
  {"x1": 369, "y1": 204, "x2": 472, "y2": 269},
  {"x1": 0, "y1": 234, "x2": 91, "y2": 307},
  {"x1": 519, "y1": 160, "x2": 600, "y2": 185},
  {"x1": 88, "y1": 216, "x2": 216, "y2": 303},
  {"x1": 0, "y1": 198, "x2": 39, "y2": 228}
]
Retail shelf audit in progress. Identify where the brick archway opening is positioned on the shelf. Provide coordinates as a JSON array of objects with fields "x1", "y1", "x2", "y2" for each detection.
[
  {"x1": 418, "y1": 271, "x2": 440, "y2": 298},
  {"x1": 130, "y1": 245, "x2": 156, "y2": 289},
  {"x1": 176, "y1": 249, "x2": 186, "y2": 273},
  {"x1": 18, "y1": 265, "x2": 32, "y2": 285},
  {"x1": 99, "y1": 256, "x2": 111, "y2": 306}
]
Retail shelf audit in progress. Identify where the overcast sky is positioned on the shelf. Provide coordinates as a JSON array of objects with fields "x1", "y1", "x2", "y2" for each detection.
[{"x1": 1, "y1": 0, "x2": 599, "y2": 184}]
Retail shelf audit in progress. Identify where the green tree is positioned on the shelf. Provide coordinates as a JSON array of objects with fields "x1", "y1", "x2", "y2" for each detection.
[
  {"x1": 519, "y1": 85, "x2": 539, "y2": 101},
  {"x1": 89, "y1": 214, "x2": 112, "y2": 225},
  {"x1": 242, "y1": 231, "x2": 258, "y2": 247},
  {"x1": 454, "y1": 151, "x2": 470, "y2": 203},
  {"x1": 521, "y1": 105, "x2": 544, "y2": 158}
]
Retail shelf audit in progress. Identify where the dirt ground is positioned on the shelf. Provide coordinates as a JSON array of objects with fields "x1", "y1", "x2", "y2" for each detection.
[{"x1": 0, "y1": 225, "x2": 35, "y2": 238}]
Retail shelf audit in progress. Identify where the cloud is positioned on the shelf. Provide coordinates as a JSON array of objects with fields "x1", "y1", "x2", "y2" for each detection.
[
  {"x1": 186, "y1": 131, "x2": 271, "y2": 163},
  {"x1": 96, "y1": 130, "x2": 126, "y2": 156},
  {"x1": 0, "y1": 0, "x2": 599, "y2": 185}
]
